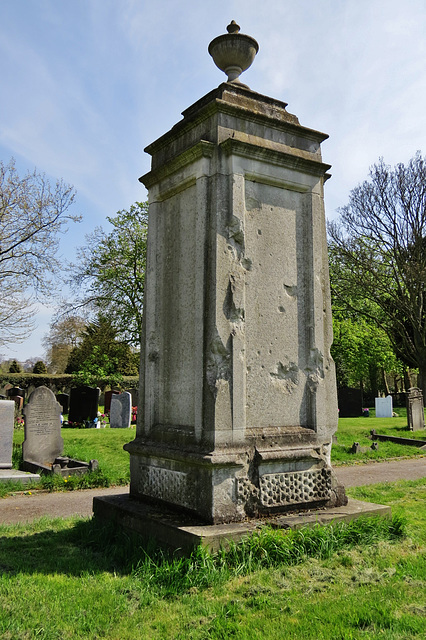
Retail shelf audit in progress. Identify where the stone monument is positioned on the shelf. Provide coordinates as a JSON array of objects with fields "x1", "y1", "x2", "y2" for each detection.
[
  {"x1": 0, "y1": 399, "x2": 15, "y2": 469},
  {"x1": 406, "y1": 387, "x2": 425, "y2": 431},
  {"x1": 123, "y1": 22, "x2": 346, "y2": 524},
  {"x1": 22, "y1": 386, "x2": 64, "y2": 469}
]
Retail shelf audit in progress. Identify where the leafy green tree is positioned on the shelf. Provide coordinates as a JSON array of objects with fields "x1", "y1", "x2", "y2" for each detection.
[
  {"x1": 331, "y1": 312, "x2": 402, "y2": 396},
  {"x1": 328, "y1": 152, "x2": 426, "y2": 396},
  {"x1": 68, "y1": 202, "x2": 147, "y2": 346},
  {"x1": 32, "y1": 360, "x2": 47, "y2": 374},
  {"x1": 8, "y1": 359, "x2": 22, "y2": 373},
  {"x1": 71, "y1": 346, "x2": 123, "y2": 389},
  {"x1": 0, "y1": 158, "x2": 80, "y2": 346},
  {"x1": 65, "y1": 315, "x2": 139, "y2": 376}
]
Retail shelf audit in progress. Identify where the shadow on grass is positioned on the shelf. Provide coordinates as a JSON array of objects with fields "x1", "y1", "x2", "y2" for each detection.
[{"x1": 0, "y1": 517, "x2": 152, "y2": 577}]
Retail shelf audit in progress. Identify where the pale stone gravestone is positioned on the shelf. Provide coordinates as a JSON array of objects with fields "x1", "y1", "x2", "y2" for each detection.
[
  {"x1": 406, "y1": 387, "x2": 425, "y2": 431},
  {"x1": 104, "y1": 389, "x2": 119, "y2": 414},
  {"x1": 121, "y1": 22, "x2": 347, "y2": 525},
  {"x1": 68, "y1": 386, "x2": 100, "y2": 423},
  {"x1": 337, "y1": 387, "x2": 363, "y2": 418},
  {"x1": 22, "y1": 386, "x2": 63, "y2": 468},
  {"x1": 56, "y1": 393, "x2": 69, "y2": 414},
  {"x1": 0, "y1": 399, "x2": 15, "y2": 468},
  {"x1": 375, "y1": 395, "x2": 393, "y2": 418},
  {"x1": 110, "y1": 392, "x2": 132, "y2": 429}
]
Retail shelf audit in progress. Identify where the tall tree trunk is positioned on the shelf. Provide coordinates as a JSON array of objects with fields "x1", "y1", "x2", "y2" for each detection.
[
  {"x1": 417, "y1": 365, "x2": 426, "y2": 401},
  {"x1": 403, "y1": 368, "x2": 412, "y2": 392},
  {"x1": 381, "y1": 368, "x2": 390, "y2": 395}
]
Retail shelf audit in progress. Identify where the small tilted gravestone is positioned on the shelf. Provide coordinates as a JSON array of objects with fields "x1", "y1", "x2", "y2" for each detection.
[
  {"x1": 22, "y1": 386, "x2": 64, "y2": 469},
  {"x1": 0, "y1": 399, "x2": 15, "y2": 469},
  {"x1": 110, "y1": 392, "x2": 132, "y2": 429},
  {"x1": 375, "y1": 395, "x2": 393, "y2": 418}
]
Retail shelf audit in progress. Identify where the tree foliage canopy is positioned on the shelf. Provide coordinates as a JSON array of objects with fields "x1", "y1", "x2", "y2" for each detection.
[
  {"x1": 328, "y1": 152, "x2": 426, "y2": 393},
  {"x1": 68, "y1": 202, "x2": 147, "y2": 346},
  {"x1": 65, "y1": 315, "x2": 139, "y2": 376},
  {"x1": 0, "y1": 158, "x2": 80, "y2": 346}
]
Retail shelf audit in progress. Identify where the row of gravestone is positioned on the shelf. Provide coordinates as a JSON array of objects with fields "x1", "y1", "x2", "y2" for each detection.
[
  {"x1": 64, "y1": 387, "x2": 136, "y2": 430},
  {"x1": 0, "y1": 384, "x2": 138, "y2": 472},
  {"x1": 338, "y1": 386, "x2": 425, "y2": 430},
  {"x1": 0, "y1": 385, "x2": 138, "y2": 429}
]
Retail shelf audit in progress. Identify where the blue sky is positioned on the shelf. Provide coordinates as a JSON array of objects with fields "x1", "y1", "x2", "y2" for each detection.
[{"x1": 1, "y1": 0, "x2": 426, "y2": 361}]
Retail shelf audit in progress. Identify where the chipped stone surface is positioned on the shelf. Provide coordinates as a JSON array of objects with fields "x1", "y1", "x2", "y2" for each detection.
[{"x1": 125, "y1": 82, "x2": 341, "y2": 524}]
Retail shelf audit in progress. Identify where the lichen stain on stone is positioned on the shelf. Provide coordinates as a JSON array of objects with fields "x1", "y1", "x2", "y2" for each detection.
[{"x1": 270, "y1": 361, "x2": 299, "y2": 393}]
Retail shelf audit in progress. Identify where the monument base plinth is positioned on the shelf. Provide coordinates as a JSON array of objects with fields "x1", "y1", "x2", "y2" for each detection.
[{"x1": 93, "y1": 493, "x2": 391, "y2": 555}]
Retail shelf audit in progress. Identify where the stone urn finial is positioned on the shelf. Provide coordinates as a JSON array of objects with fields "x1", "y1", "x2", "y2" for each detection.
[{"x1": 208, "y1": 21, "x2": 259, "y2": 88}]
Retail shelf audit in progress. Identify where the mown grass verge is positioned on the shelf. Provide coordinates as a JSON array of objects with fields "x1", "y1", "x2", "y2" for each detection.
[
  {"x1": 332, "y1": 407, "x2": 426, "y2": 464},
  {"x1": 0, "y1": 478, "x2": 425, "y2": 639},
  {"x1": 4, "y1": 426, "x2": 133, "y2": 497}
]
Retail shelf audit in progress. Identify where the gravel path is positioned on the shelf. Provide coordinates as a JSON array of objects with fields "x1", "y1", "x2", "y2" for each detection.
[{"x1": 0, "y1": 457, "x2": 424, "y2": 525}]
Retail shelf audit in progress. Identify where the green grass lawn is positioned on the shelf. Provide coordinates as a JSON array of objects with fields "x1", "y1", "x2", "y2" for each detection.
[
  {"x1": 4, "y1": 408, "x2": 424, "y2": 498},
  {"x1": 0, "y1": 478, "x2": 424, "y2": 639},
  {"x1": 332, "y1": 407, "x2": 426, "y2": 464},
  {"x1": 2, "y1": 426, "x2": 133, "y2": 497}
]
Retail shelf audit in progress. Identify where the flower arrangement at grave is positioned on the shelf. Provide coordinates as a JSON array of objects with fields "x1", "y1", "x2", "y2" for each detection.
[{"x1": 131, "y1": 406, "x2": 137, "y2": 424}]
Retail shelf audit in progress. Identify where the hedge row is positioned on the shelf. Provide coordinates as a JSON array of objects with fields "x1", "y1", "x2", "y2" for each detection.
[{"x1": 0, "y1": 373, "x2": 139, "y2": 391}]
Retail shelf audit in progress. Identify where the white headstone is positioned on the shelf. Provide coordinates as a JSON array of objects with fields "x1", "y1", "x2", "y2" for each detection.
[{"x1": 375, "y1": 395, "x2": 393, "y2": 418}]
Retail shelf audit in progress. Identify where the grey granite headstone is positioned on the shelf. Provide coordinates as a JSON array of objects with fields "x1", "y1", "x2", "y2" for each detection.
[
  {"x1": 110, "y1": 392, "x2": 132, "y2": 429},
  {"x1": 0, "y1": 399, "x2": 15, "y2": 469},
  {"x1": 22, "y1": 386, "x2": 63, "y2": 467}
]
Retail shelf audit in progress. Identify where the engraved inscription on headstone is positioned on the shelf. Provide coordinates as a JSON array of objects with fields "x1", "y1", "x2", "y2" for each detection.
[
  {"x1": 0, "y1": 399, "x2": 15, "y2": 469},
  {"x1": 22, "y1": 386, "x2": 64, "y2": 467}
]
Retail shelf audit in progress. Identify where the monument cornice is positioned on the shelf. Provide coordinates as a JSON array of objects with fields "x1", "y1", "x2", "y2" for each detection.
[
  {"x1": 144, "y1": 83, "x2": 329, "y2": 161},
  {"x1": 140, "y1": 140, "x2": 215, "y2": 189},
  {"x1": 220, "y1": 137, "x2": 332, "y2": 178}
]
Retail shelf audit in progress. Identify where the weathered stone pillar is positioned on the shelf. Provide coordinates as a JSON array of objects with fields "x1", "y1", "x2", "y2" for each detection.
[{"x1": 125, "y1": 23, "x2": 345, "y2": 524}]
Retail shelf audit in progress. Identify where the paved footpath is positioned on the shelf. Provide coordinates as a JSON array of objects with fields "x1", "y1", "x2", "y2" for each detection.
[{"x1": 0, "y1": 458, "x2": 425, "y2": 525}]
